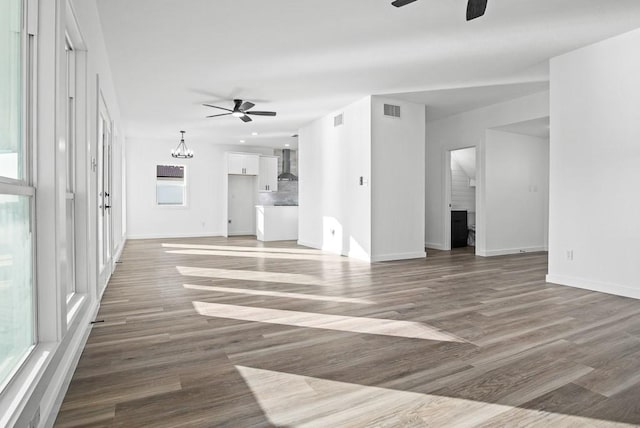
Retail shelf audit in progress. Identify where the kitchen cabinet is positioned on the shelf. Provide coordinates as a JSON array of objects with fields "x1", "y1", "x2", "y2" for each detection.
[
  {"x1": 258, "y1": 156, "x2": 278, "y2": 192},
  {"x1": 256, "y1": 205, "x2": 298, "y2": 241},
  {"x1": 228, "y1": 153, "x2": 259, "y2": 175}
]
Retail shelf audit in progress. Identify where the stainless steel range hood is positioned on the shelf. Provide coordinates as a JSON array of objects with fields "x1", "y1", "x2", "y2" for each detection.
[{"x1": 278, "y1": 149, "x2": 298, "y2": 181}]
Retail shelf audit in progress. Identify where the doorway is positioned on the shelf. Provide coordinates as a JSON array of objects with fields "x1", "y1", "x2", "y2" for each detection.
[
  {"x1": 445, "y1": 147, "x2": 477, "y2": 251},
  {"x1": 227, "y1": 175, "x2": 256, "y2": 236}
]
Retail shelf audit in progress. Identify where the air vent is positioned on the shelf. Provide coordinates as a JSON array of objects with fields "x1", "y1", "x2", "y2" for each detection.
[
  {"x1": 383, "y1": 104, "x2": 401, "y2": 118},
  {"x1": 334, "y1": 113, "x2": 344, "y2": 127}
]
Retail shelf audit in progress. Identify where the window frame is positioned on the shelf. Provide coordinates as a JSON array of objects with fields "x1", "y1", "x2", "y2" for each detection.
[
  {"x1": 0, "y1": 0, "x2": 38, "y2": 398},
  {"x1": 155, "y1": 164, "x2": 188, "y2": 208}
]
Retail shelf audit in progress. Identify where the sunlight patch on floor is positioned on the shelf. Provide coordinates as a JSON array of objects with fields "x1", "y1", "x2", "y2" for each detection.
[
  {"x1": 166, "y1": 249, "x2": 351, "y2": 262},
  {"x1": 192, "y1": 301, "x2": 465, "y2": 342},
  {"x1": 162, "y1": 243, "x2": 324, "y2": 255},
  {"x1": 183, "y1": 283, "x2": 374, "y2": 304},
  {"x1": 177, "y1": 266, "x2": 324, "y2": 286},
  {"x1": 235, "y1": 365, "x2": 632, "y2": 428}
]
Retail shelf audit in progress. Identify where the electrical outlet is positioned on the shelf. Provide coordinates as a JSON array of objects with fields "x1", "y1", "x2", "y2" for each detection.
[{"x1": 566, "y1": 250, "x2": 574, "y2": 261}]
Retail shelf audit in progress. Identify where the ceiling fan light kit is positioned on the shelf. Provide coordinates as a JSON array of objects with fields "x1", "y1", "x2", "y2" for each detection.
[
  {"x1": 204, "y1": 99, "x2": 277, "y2": 123},
  {"x1": 392, "y1": 0, "x2": 488, "y2": 21},
  {"x1": 171, "y1": 130, "x2": 194, "y2": 158}
]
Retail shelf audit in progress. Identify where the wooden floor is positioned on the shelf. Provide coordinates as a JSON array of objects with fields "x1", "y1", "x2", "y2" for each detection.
[{"x1": 55, "y1": 237, "x2": 640, "y2": 427}]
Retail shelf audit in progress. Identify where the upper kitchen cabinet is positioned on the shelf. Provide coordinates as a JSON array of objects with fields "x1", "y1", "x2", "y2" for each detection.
[
  {"x1": 228, "y1": 152, "x2": 259, "y2": 175},
  {"x1": 259, "y1": 156, "x2": 278, "y2": 192}
]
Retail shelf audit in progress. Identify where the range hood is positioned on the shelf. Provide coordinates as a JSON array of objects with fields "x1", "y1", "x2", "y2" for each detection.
[{"x1": 278, "y1": 149, "x2": 298, "y2": 181}]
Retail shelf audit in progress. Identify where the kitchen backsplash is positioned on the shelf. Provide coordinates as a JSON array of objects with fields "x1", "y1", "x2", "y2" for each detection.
[{"x1": 258, "y1": 180, "x2": 298, "y2": 206}]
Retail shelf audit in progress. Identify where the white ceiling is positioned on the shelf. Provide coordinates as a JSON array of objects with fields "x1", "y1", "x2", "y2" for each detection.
[
  {"x1": 493, "y1": 116, "x2": 551, "y2": 138},
  {"x1": 96, "y1": 0, "x2": 640, "y2": 149},
  {"x1": 387, "y1": 81, "x2": 549, "y2": 122}
]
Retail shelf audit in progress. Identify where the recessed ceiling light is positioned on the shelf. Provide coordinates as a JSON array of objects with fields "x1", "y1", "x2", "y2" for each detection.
[
  {"x1": 285, "y1": 144, "x2": 290, "y2": 147},
  {"x1": 252, "y1": 132, "x2": 258, "y2": 136},
  {"x1": 240, "y1": 140, "x2": 245, "y2": 143}
]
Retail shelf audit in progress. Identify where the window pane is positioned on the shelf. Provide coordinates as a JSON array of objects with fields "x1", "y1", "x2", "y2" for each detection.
[
  {"x1": 0, "y1": 0, "x2": 23, "y2": 181},
  {"x1": 0, "y1": 194, "x2": 33, "y2": 388},
  {"x1": 157, "y1": 181, "x2": 185, "y2": 205}
]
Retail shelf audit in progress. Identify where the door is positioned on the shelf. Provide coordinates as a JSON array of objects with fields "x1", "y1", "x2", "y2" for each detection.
[
  {"x1": 97, "y1": 95, "x2": 113, "y2": 293},
  {"x1": 259, "y1": 156, "x2": 278, "y2": 192}
]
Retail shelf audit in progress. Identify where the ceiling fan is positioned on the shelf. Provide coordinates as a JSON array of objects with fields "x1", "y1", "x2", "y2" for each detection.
[
  {"x1": 203, "y1": 99, "x2": 277, "y2": 123},
  {"x1": 391, "y1": 0, "x2": 488, "y2": 21}
]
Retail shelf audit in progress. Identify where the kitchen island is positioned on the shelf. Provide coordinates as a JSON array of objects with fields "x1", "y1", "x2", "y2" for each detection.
[{"x1": 255, "y1": 205, "x2": 298, "y2": 241}]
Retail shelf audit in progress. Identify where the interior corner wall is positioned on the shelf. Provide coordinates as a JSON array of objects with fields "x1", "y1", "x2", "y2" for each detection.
[
  {"x1": 425, "y1": 91, "x2": 549, "y2": 250},
  {"x1": 298, "y1": 96, "x2": 372, "y2": 260},
  {"x1": 480, "y1": 130, "x2": 549, "y2": 256},
  {"x1": 126, "y1": 140, "x2": 271, "y2": 239},
  {"x1": 547, "y1": 28, "x2": 640, "y2": 299},
  {"x1": 371, "y1": 96, "x2": 426, "y2": 261}
]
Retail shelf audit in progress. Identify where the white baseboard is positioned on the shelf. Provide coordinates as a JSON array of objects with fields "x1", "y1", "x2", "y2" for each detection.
[
  {"x1": 297, "y1": 240, "x2": 322, "y2": 250},
  {"x1": 127, "y1": 232, "x2": 225, "y2": 240},
  {"x1": 546, "y1": 274, "x2": 640, "y2": 300},
  {"x1": 371, "y1": 251, "x2": 427, "y2": 262},
  {"x1": 113, "y1": 238, "x2": 126, "y2": 262},
  {"x1": 227, "y1": 231, "x2": 256, "y2": 236},
  {"x1": 477, "y1": 246, "x2": 547, "y2": 257},
  {"x1": 41, "y1": 300, "x2": 98, "y2": 427},
  {"x1": 425, "y1": 242, "x2": 447, "y2": 251}
]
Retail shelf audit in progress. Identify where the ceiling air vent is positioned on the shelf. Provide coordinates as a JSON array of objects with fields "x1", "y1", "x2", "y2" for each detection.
[
  {"x1": 334, "y1": 113, "x2": 344, "y2": 127},
  {"x1": 383, "y1": 104, "x2": 401, "y2": 118}
]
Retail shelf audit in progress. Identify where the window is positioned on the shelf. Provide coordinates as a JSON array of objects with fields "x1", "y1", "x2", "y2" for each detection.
[
  {"x1": 0, "y1": 0, "x2": 35, "y2": 391},
  {"x1": 156, "y1": 165, "x2": 186, "y2": 206}
]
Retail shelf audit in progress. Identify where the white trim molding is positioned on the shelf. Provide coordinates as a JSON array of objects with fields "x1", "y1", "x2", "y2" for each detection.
[
  {"x1": 546, "y1": 274, "x2": 640, "y2": 300},
  {"x1": 477, "y1": 247, "x2": 547, "y2": 257}
]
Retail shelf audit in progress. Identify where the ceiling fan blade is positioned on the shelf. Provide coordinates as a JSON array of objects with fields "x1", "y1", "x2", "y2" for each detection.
[
  {"x1": 467, "y1": 0, "x2": 488, "y2": 21},
  {"x1": 391, "y1": 0, "x2": 418, "y2": 7},
  {"x1": 233, "y1": 99, "x2": 243, "y2": 111},
  {"x1": 246, "y1": 111, "x2": 277, "y2": 116},
  {"x1": 240, "y1": 101, "x2": 255, "y2": 111},
  {"x1": 203, "y1": 103, "x2": 232, "y2": 112},
  {"x1": 206, "y1": 113, "x2": 232, "y2": 118},
  {"x1": 240, "y1": 115, "x2": 252, "y2": 122}
]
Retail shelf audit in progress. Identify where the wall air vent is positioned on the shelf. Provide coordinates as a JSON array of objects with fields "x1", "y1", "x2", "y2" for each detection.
[
  {"x1": 334, "y1": 113, "x2": 344, "y2": 127},
  {"x1": 383, "y1": 104, "x2": 401, "y2": 118}
]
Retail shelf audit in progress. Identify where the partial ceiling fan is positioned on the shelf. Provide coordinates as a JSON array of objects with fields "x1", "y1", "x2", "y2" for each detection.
[
  {"x1": 203, "y1": 99, "x2": 277, "y2": 123},
  {"x1": 392, "y1": 0, "x2": 488, "y2": 21}
]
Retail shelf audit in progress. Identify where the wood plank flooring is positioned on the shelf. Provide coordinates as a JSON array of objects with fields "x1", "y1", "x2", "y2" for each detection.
[{"x1": 55, "y1": 238, "x2": 640, "y2": 427}]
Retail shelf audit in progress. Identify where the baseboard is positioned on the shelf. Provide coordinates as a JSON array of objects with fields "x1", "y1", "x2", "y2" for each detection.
[
  {"x1": 546, "y1": 274, "x2": 640, "y2": 300},
  {"x1": 297, "y1": 240, "x2": 322, "y2": 250},
  {"x1": 477, "y1": 246, "x2": 547, "y2": 257},
  {"x1": 425, "y1": 242, "x2": 447, "y2": 251},
  {"x1": 113, "y1": 238, "x2": 126, "y2": 262},
  {"x1": 41, "y1": 300, "x2": 98, "y2": 427},
  {"x1": 127, "y1": 232, "x2": 225, "y2": 240},
  {"x1": 227, "y1": 232, "x2": 257, "y2": 237},
  {"x1": 371, "y1": 251, "x2": 427, "y2": 262}
]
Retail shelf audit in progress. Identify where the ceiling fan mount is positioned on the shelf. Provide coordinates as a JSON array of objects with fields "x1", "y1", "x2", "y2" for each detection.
[
  {"x1": 391, "y1": 0, "x2": 489, "y2": 21},
  {"x1": 203, "y1": 99, "x2": 277, "y2": 123}
]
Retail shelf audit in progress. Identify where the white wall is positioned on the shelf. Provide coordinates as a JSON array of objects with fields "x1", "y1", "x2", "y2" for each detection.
[
  {"x1": 482, "y1": 130, "x2": 549, "y2": 256},
  {"x1": 371, "y1": 96, "x2": 426, "y2": 261},
  {"x1": 126, "y1": 140, "x2": 270, "y2": 239},
  {"x1": 425, "y1": 91, "x2": 549, "y2": 250},
  {"x1": 298, "y1": 95, "x2": 426, "y2": 262},
  {"x1": 547, "y1": 28, "x2": 640, "y2": 299},
  {"x1": 298, "y1": 96, "x2": 372, "y2": 259}
]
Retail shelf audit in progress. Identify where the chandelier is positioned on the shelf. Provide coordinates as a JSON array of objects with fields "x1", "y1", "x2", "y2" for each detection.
[{"x1": 171, "y1": 131, "x2": 193, "y2": 158}]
